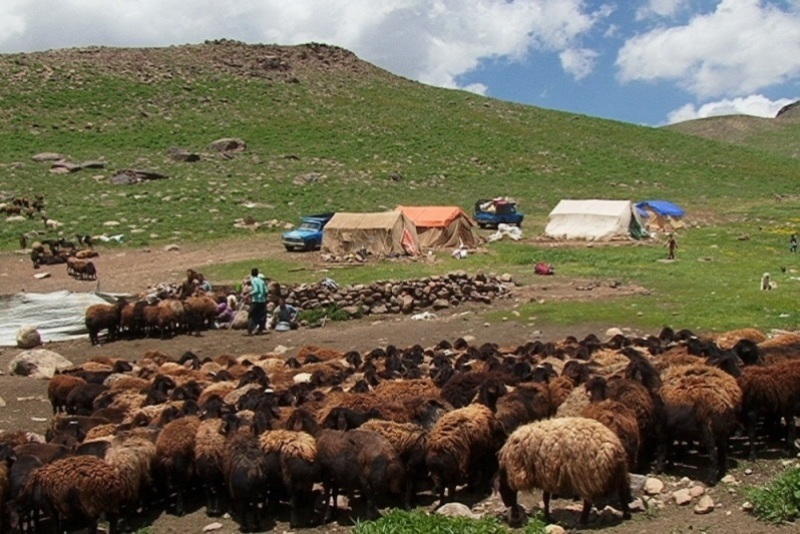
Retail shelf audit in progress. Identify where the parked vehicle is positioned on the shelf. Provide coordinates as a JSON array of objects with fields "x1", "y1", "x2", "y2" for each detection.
[
  {"x1": 473, "y1": 198, "x2": 523, "y2": 228},
  {"x1": 282, "y1": 213, "x2": 335, "y2": 251}
]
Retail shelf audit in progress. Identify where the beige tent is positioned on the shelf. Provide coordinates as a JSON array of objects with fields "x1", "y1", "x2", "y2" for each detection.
[
  {"x1": 396, "y1": 206, "x2": 481, "y2": 248},
  {"x1": 322, "y1": 212, "x2": 420, "y2": 256},
  {"x1": 544, "y1": 199, "x2": 649, "y2": 241}
]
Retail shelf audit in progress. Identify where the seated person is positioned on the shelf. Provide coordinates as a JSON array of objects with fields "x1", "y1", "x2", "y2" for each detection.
[
  {"x1": 270, "y1": 297, "x2": 300, "y2": 330},
  {"x1": 215, "y1": 297, "x2": 235, "y2": 327}
]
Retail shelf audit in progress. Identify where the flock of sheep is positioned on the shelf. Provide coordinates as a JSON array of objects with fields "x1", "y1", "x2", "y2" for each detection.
[
  {"x1": 84, "y1": 282, "x2": 221, "y2": 345},
  {"x1": 0, "y1": 327, "x2": 798, "y2": 533}
]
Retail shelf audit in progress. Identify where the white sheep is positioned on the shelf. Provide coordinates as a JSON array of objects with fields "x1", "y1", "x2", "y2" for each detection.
[{"x1": 497, "y1": 416, "x2": 631, "y2": 527}]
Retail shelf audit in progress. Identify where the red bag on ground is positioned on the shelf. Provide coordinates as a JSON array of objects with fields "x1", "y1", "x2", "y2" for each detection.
[{"x1": 534, "y1": 262, "x2": 554, "y2": 275}]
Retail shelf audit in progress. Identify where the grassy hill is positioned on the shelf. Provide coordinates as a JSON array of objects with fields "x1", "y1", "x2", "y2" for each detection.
[
  {"x1": 664, "y1": 103, "x2": 800, "y2": 159},
  {"x1": 1, "y1": 40, "x2": 799, "y2": 251}
]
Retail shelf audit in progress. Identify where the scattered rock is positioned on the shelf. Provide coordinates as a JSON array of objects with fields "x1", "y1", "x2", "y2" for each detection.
[
  {"x1": 544, "y1": 525, "x2": 567, "y2": 534},
  {"x1": 673, "y1": 488, "x2": 692, "y2": 506},
  {"x1": 17, "y1": 326, "x2": 42, "y2": 349},
  {"x1": 8, "y1": 349, "x2": 73, "y2": 379},
  {"x1": 164, "y1": 244, "x2": 180, "y2": 252},
  {"x1": 744, "y1": 468, "x2": 753, "y2": 475},
  {"x1": 742, "y1": 501, "x2": 754, "y2": 512},
  {"x1": 33, "y1": 272, "x2": 51, "y2": 280},
  {"x1": 0, "y1": 397, "x2": 5, "y2": 407},
  {"x1": 693, "y1": 495, "x2": 715, "y2": 514},
  {"x1": 202, "y1": 522, "x2": 223, "y2": 532},
  {"x1": 644, "y1": 477, "x2": 664, "y2": 495},
  {"x1": 432, "y1": 299, "x2": 450, "y2": 310},
  {"x1": 689, "y1": 485, "x2": 706, "y2": 498},
  {"x1": 209, "y1": 137, "x2": 246, "y2": 153},
  {"x1": 168, "y1": 147, "x2": 201, "y2": 162},
  {"x1": 32, "y1": 152, "x2": 64, "y2": 162},
  {"x1": 721, "y1": 474, "x2": 738, "y2": 485},
  {"x1": 628, "y1": 498, "x2": 646, "y2": 512},
  {"x1": 435, "y1": 502, "x2": 479, "y2": 519}
]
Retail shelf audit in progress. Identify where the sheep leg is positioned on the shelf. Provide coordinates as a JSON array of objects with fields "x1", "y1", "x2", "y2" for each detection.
[
  {"x1": 701, "y1": 423, "x2": 719, "y2": 485},
  {"x1": 783, "y1": 414, "x2": 797, "y2": 454},
  {"x1": 745, "y1": 409, "x2": 759, "y2": 461},
  {"x1": 322, "y1": 482, "x2": 336, "y2": 523},
  {"x1": 618, "y1": 479, "x2": 632, "y2": 520},
  {"x1": 542, "y1": 491, "x2": 553, "y2": 523},
  {"x1": 497, "y1": 469, "x2": 524, "y2": 528},
  {"x1": 579, "y1": 499, "x2": 593, "y2": 525}
]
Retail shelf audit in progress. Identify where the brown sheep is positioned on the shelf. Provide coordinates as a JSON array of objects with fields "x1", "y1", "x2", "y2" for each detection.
[
  {"x1": 9, "y1": 455, "x2": 125, "y2": 534},
  {"x1": 582, "y1": 376, "x2": 641, "y2": 471},
  {"x1": 47, "y1": 374, "x2": 87, "y2": 414},
  {"x1": 660, "y1": 363, "x2": 742, "y2": 484},
  {"x1": 425, "y1": 380, "x2": 506, "y2": 504},
  {"x1": 737, "y1": 359, "x2": 800, "y2": 460},
  {"x1": 258, "y1": 429, "x2": 319, "y2": 528},
  {"x1": 154, "y1": 415, "x2": 201, "y2": 515},
  {"x1": 757, "y1": 333, "x2": 800, "y2": 364},
  {"x1": 183, "y1": 295, "x2": 217, "y2": 335},
  {"x1": 85, "y1": 299, "x2": 127, "y2": 345}
]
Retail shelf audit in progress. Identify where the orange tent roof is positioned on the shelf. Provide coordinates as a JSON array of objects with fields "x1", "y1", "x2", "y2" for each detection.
[{"x1": 396, "y1": 206, "x2": 473, "y2": 228}]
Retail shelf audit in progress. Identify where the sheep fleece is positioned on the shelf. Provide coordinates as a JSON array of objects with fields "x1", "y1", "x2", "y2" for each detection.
[{"x1": 499, "y1": 417, "x2": 628, "y2": 499}]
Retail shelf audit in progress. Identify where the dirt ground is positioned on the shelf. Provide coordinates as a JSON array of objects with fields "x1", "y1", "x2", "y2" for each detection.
[{"x1": 0, "y1": 237, "x2": 794, "y2": 533}]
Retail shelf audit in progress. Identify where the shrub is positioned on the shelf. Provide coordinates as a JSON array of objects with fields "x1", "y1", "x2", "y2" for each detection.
[
  {"x1": 298, "y1": 304, "x2": 355, "y2": 325},
  {"x1": 745, "y1": 467, "x2": 800, "y2": 524},
  {"x1": 352, "y1": 509, "x2": 546, "y2": 534}
]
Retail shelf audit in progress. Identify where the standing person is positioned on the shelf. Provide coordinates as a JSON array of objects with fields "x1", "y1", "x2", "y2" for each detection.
[
  {"x1": 246, "y1": 268, "x2": 268, "y2": 335},
  {"x1": 667, "y1": 234, "x2": 678, "y2": 260},
  {"x1": 791, "y1": 234, "x2": 797, "y2": 253}
]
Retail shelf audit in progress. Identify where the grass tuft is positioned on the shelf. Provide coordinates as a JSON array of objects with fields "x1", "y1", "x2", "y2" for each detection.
[{"x1": 744, "y1": 467, "x2": 800, "y2": 524}]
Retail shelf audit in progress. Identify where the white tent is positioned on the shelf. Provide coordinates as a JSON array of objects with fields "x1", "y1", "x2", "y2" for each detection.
[
  {"x1": 544, "y1": 199, "x2": 648, "y2": 241},
  {"x1": 0, "y1": 291, "x2": 119, "y2": 346}
]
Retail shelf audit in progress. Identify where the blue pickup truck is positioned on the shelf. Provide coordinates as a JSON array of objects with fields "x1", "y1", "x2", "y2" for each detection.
[
  {"x1": 282, "y1": 213, "x2": 335, "y2": 251},
  {"x1": 473, "y1": 199, "x2": 524, "y2": 228}
]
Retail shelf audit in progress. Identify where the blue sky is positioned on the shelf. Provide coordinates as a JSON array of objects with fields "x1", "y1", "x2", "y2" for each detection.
[{"x1": 1, "y1": 0, "x2": 798, "y2": 126}]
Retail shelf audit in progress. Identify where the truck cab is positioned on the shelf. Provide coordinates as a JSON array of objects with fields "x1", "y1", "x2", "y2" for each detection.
[
  {"x1": 282, "y1": 213, "x2": 334, "y2": 251},
  {"x1": 473, "y1": 199, "x2": 523, "y2": 229}
]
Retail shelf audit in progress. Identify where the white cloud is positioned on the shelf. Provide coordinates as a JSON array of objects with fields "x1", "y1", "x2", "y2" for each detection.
[
  {"x1": 617, "y1": 0, "x2": 800, "y2": 98},
  {"x1": 560, "y1": 48, "x2": 599, "y2": 80},
  {"x1": 666, "y1": 94, "x2": 798, "y2": 124},
  {"x1": 0, "y1": 1, "x2": 604, "y2": 94},
  {"x1": 635, "y1": 0, "x2": 691, "y2": 21}
]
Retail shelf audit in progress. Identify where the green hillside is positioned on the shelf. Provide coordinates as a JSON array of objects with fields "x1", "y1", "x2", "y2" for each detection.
[
  {"x1": 1, "y1": 40, "x2": 799, "y2": 250},
  {"x1": 664, "y1": 105, "x2": 800, "y2": 160}
]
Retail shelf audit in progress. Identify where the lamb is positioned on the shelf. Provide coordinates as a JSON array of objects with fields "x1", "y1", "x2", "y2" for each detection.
[
  {"x1": 8, "y1": 455, "x2": 125, "y2": 534},
  {"x1": 287, "y1": 408, "x2": 405, "y2": 523},
  {"x1": 85, "y1": 299, "x2": 127, "y2": 345},
  {"x1": 497, "y1": 417, "x2": 631, "y2": 527},
  {"x1": 425, "y1": 379, "x2": 507, "y2": 504},
  {"x1": 737, "y1": 359, "x2": 800, "y2": 460}
]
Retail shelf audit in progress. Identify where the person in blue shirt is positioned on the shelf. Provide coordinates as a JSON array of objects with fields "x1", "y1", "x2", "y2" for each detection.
[
  {"x1": 271, "y1": 297, "x2": 300, "y2": 330},
  {"x1": 246, "y1": 268, "x2": 267, "y2": 335}
]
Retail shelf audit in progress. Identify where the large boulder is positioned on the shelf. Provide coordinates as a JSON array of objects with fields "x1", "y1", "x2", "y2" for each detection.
[
  {"x1": 8, "y1": 349, "x2": 73, "y2": 379},
  {"x1": 209, "y1": 138, "x2": 246, "y2": 153},
  {"x1": 16, "y1": 326, "x2": 42, "y2": 349}
]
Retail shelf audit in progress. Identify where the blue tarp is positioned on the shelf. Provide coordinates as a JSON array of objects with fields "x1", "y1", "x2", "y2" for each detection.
[{"x1": 636, "y1": 200, "x2": 685, "y2": 218}]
